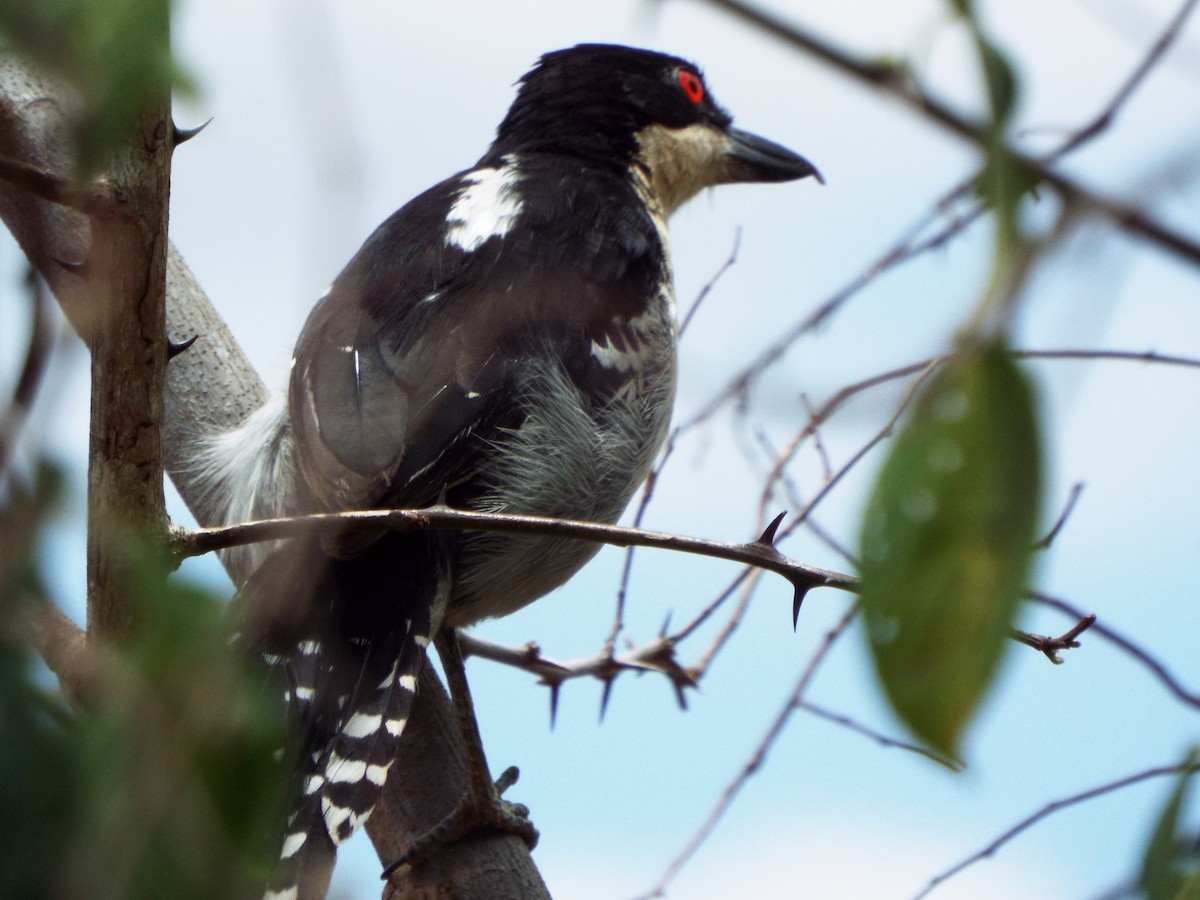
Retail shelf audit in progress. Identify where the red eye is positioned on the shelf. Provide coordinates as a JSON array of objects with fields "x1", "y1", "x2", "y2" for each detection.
[{"x1": 678, "y1": 69, "x2": 704, "y2": 104}]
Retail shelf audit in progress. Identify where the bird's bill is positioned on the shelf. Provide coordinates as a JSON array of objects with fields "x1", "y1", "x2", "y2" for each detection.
[{"x1": 724, "y1": 127, "x2": 823, "y2": 185}]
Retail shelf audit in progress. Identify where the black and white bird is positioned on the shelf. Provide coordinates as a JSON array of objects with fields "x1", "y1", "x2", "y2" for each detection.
[{"x1": 198, "y1": 43, "x2": 819, "y2": 900}]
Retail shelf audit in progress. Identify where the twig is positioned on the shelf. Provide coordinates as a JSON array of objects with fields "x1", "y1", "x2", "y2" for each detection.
[
  {"x1": 1008, "y1": 614, "x2": 1097, "y2": 664},
  {"x1": 912, "y1": 762, "x2": 1200, "y2": 899},
  {"x1": 635, "y1": 601, "x2": 860, "y2": 900},
  {"x1": 605, "y1": 430, "x2": 680, "y2": 660},
  {"x1": 0, "y1": 150, "x2": 110, "y2": 213},
  {"x1": 1030, "y1": 592, "x2": 1200, "y2": 708},
  {"x1": 1047, "y1": 0, "x2": 1200, "y2": 162},
  {"x1": 1035, "y1": 482, "x2": 1086, "y2": 549},
  {"x1": 21, "y1": 597, "x2": 104, "y2": 708},
  {"x1": 793, "y1": 361, "x2": 939, "y2": 527},
  {"x1": 458, "y1": 632, "x2": 697, "y2": 707},
  {"x1": 0, "y1": 270, "x2": 55, "y2": 476},
  {"x1": 680, "y1": 0, "x2": 1200, "y2": 428},
  {"x1": 798, "y1": 701, "x2": 963, "y2": 772},
  {"x1": 679, "y1": 228, "x2": 740, "y2": 336},
  {"x1": 694, "y1": 0, "x2": 1200, "y2": 266}
]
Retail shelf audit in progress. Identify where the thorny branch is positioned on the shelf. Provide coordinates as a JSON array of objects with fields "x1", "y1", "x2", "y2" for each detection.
[{"x1": 172, "y1": 503, "x2": 858, "y2": 609}]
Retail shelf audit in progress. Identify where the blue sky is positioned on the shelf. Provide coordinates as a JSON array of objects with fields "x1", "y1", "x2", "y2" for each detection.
[{"x1": 5, "y1": 0, "x2": 1200, "y2": 897}]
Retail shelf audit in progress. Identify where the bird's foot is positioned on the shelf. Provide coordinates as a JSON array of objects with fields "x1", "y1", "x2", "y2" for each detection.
[{"x1": 380, "y1": 765, "x2": 538, "y2": 877}]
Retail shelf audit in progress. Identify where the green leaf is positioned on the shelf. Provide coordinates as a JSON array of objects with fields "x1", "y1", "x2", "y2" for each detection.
[
  {"x1": 0, "y1": 633, "x2": 81, "y2": 900},
  {"x1": 978, "y1": 39, "x2": 1018, "y2": 128},
  {"x1": 67, "y1": 551, "x2": 289, "y2": 900},
  {"x1": 1178, "y1": 869, "x2": 1200, "y2": 900},
  {"x1": 858, "y1": 342, "x2": 1041, "y2": 756},
  {"x1": 1141, "y1": 752, "x2": 1200, "y2": 900}
]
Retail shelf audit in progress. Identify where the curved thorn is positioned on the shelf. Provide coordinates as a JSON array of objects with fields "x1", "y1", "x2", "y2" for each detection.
[
  {"x1": 674, "y1": 682, "x2": 689, "y2": 711},
  {"x1": 167, "y1": 333, "x2": 199, "y2": 360},
  {"x1": 792, "y1": 583, "x2": 810, "y2": 631},
  {"x1": 757, "y1": 511, "x2": 787, "y2": 546},
  {"x1": 598, "y1": 677, "x2": 615, "y2": 722},
  {"x1": 172, "y1": 117, "x2": 212, "y2": 147},
  {"x1": 548, "y1": 682, "x2": 560, "y2": 730}
]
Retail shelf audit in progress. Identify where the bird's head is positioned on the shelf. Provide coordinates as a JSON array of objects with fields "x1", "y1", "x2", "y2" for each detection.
[{"x1": 486, "y1": 43, "x2": 822, "y2": 216}]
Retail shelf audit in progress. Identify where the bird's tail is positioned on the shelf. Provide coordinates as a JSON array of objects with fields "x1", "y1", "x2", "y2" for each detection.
[
  {"x1": 260, "y1": 590, "x2": 434, "y2": 900},
  {"x1": 191, "y1": 395, "x2": 445, "y2": 898}
]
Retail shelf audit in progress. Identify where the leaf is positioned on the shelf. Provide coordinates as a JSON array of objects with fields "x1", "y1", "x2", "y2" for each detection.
[
  {"x1": 858, "y1": 342, "x2": 1041, "y2": 756},
  {"x1": 68, "y1": 550, "x2": 289, "y2": 900},
  {"x1": 1178, "y1": 869, "x2": 1200, "y2": 900},
  {"x1": 1140, "y1": 752, "x2": 1200, "y2": 900}
]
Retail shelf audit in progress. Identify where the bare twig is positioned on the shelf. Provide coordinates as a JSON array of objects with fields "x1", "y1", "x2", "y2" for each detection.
[
  {"x1": 0, "y1": 270, "x2": 55, "y2": 476},
  {"x1": 605, "y1": 430, "x2": 681, "y2": 661},
  {"x1": 1030, "y1": 592, "x2": 1200, "y2": 708},
  {"x1": 679, "y1": 228, "x2": 740, "y2": 336},
  {"x1": 1046, "y1": 0, "x2": 1200, "y2": 162},
  {"x1": 636, "y1": 601, "x2": 860, "y2": 900},
  {"x1": 798, "y1": 702, "x2": 963, "y2": 772},
  {"x1": 693, "y1": 0, "x2": 1200, "y2": 266},
  {"x1": 1035, "y1": 482, "x2": 1086, "y2": 550},
  {"x1": 681, "y1": 0, "x2": 1200, "y2": 427},
  {"x1": 22, "y1": 597, "x2": 103, "y2": 708},
  {"x1": 0, "y1": 150, "x2": 111, "y2": 212},
  {"x1": 912, "y1": 761, "x2": 1200, "y2": 899},
  {"x1": 1008, "y1": 614, "x2": 1097, "y2": 665}
]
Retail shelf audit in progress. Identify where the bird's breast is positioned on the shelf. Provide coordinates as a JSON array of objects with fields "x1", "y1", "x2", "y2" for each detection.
[{"x1": 445, "y1": 330, "x2": 676, "y2": 627}]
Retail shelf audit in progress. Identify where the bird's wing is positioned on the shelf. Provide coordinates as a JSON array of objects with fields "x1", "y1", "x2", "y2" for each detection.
[{"x1": 289, "y1": 165, "x2": 665, "y2": 520}]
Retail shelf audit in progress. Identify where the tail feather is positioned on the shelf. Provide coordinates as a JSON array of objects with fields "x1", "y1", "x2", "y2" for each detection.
[{"x1": 262, "y1": 573, "x2": 442, "y2": 900}]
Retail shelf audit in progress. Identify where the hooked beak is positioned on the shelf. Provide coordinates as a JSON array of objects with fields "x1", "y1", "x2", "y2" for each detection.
[{"x1": 724, "y1": 127, "x2": 823, "y2": 185}]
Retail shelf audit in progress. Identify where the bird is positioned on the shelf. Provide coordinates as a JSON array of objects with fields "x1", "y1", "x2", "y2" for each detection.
[{"x1": 195, "y1": 42, "x2": 820, "y2": 900}]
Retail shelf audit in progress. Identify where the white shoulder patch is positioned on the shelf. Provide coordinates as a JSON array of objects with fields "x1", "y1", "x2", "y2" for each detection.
[{"x1": 445, "y1": 160, "x2": 523, "y2": 252}]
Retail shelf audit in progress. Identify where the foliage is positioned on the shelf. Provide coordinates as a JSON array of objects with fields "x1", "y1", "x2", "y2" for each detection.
[{"x1": 0, "y1": 465, "x2": 287, "y2": 900}]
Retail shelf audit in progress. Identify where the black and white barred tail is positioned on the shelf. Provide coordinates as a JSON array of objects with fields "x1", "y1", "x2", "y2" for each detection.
[
  {"x1": 261, "y1": 605, "x2": 432, "y2": 900},
  {"x1": 191, "y1": 396, "x2": 436, "y2": 900}
]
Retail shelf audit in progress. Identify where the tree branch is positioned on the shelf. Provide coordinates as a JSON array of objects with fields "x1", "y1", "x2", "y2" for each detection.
[
  {"x1": 692, "y1": 0, "x2": 1200, "y2": 266},
  {"x1": 912, "y1": 761, "x2": 1200, "y2": 898},
  {"x1": 172, "y1": 504, "x2": 859, "y2": 608}
]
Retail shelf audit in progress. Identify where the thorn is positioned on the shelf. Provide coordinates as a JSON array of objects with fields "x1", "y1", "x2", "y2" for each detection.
[
  {"x1": 51, "y1": 256, "x2": 88, "y2": 276},
  {"x1": 548, "y1": 682, "x2": 560, "y2": 730},
  {"x1": 599, "y1": 676, "x2": 615, "y2": 722},
  {"x1": 167, "y1": 334, "x2": 198, "y2": 360},
  {"x1": 792, "y1": 583, "x2": 810, "y2": 631},
  {"x1": 673, "y1": 682, "x2": 689, "y2": 711},
  {"x1": 172, "y1": 117, "x2": 212, "y2": 147},
  {"x1": 757, "y1": 511, "x2": 787, "y2": 547},
  {"x1": 434, "y1": 484, "x2": 449, "y2": 507},
  {"x1": 660, "y1": 610, "x2": 672, "y2": 638}
]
